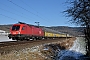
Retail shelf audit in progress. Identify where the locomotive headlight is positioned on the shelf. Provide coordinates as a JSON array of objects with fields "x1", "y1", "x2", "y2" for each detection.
[{"x1": 18, "y1": 31, "x2": 20, "y2": 34}]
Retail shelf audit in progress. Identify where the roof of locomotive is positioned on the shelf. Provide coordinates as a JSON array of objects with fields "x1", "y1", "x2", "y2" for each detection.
[
  {"x1": 16, "y1": 22, "x2": 39, "y2": 28},
  {"x1": 16, "y1": 22, "x2": 63, "y2": 34}
]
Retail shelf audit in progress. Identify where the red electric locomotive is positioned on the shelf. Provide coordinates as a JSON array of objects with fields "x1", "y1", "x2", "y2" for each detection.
[{"x1": 8, "y1": 22, "x2": 44, "y2": 40}]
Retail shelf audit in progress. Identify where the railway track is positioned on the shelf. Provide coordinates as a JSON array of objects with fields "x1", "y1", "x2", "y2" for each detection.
[
  {"x1": 0, "y1": 37, "x2": 74, "y2": 55},
  {"x1": 0, "y1": 38, "x2": 66, "y2": 48},
  {"x1": 0, "y1": 41, "x2": 33, "y2": 48}
]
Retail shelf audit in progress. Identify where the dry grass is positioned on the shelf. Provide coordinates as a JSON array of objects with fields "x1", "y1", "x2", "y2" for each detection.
[
  {"x1": 0, "y1": 38, "x2": 76, "y2": 60},
  {"x1": 0, "y1": 45, "x2": 52, "y2": 60}
]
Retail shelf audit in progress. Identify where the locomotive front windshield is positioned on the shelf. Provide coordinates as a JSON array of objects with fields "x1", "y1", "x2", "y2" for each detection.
[{"x1": 12, "y1": 25, "x2": 20, "y2": 31}]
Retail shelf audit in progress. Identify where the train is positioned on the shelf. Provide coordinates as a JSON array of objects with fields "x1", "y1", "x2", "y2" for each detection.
[{"x1": 8, "y1": 22, "x2": 72, "y2": 41}]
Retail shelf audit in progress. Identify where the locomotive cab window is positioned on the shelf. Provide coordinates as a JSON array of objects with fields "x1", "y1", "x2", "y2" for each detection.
[
  {"x1": 12, "y1": 25, "x2": 20, "y2": 31},
  {"x1": 22, "y1": 26, "x2": 26, "y2": 30}
]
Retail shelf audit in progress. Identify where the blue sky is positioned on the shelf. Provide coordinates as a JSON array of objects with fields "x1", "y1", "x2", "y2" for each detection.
[{"x1": 0, "y1": 0, "x2": 76, "y2": 27}]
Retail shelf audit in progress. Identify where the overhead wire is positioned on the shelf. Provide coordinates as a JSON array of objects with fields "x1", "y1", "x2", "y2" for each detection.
[
  {"x1": 21, "y1": 0, "x2": 39, "y2": 13},
  {"x1": 0, "y1": 0, "x2": 51, "y2": 26},
  {"x1": 0, "y1": 8, "x2": 32, "y2": 21},
  {"x1": 20, "y1": 0, "x2": 51, "y2": 23},
  {"x1": 21, "y1": 0, "x2": 50, "y2": 20},
  {"x1": 0, "y1": 14, "x2": 17, "y2": 21},
  {"x1": 0, "y1": 2, "x2": 38, "y2": 21},
  {"x1": 7, "y1": 0, "x2": 46, "y2": 21}
]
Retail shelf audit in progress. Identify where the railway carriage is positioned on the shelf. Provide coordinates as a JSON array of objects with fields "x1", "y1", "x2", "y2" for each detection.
[{"x1": 42, "y1": 27, "x2": 65, "y2": 38}]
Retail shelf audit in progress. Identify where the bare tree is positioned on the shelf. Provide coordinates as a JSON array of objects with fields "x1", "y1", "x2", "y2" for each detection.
[{"x1": 64, "y1": 0, "x2": 90, "y2": 54}]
